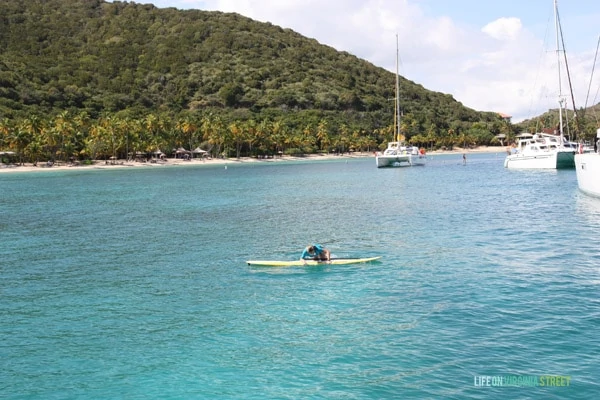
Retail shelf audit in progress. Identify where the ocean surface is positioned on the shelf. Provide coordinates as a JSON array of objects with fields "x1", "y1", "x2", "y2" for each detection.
[{"x1": 1, "y1": 153, "x2": 599, "y2": 399}]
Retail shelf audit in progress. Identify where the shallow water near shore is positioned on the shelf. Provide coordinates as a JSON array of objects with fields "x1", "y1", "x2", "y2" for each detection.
[{"x1": 1, "y1": 153, "x2": 599, "y2": 398}]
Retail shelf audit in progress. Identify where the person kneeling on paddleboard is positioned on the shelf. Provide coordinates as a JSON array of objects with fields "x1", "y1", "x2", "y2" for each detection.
[{"x1": 300, "y1": 244, "x2": 331, "y2": 262}]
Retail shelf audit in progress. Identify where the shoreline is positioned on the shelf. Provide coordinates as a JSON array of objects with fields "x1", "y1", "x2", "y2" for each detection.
[{"x1": 0, "y1": 146, "x2": 505, "y2": 174}]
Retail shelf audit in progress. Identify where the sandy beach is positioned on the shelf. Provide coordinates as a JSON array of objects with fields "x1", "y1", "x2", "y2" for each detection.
[{"x1": 0, "y1": 146, "x2": 505, "y2": 174}]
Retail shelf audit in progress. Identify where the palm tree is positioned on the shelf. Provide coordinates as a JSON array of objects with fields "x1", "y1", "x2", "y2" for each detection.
[
  {"x1": 15, "y1": 116, "x2": 45, "y2": 164},
  {"x1": 0, "y1": 118, "x2": 13, "y2": 150},
  {"x1": 99, "y1": 115, "x2": 118, "y2": 161},
  {"x1": 228, "y1": 121, "x2": 247, "y2": 159},
  {"x1": 127, "y1": 118, "x2": 144, "y2": 160},
  {"x1": 144, "y1": 113, "x2": 168, "y2": 153},
  {"x1": 243, "y1": 119, "x2": 258, "y2": 157},
  {"x1": 349, "y1": 128, "x2": 363, "y2": 152},
  {"x1": 335, "y1": 124, "x2": 350, "y2": 154},
  {"x1": 10, "y1": 123, "x2": 33, "y2": 165},
  {"x1": 251, "y1": 119, "x2": 270, "y2": 156},
  {"x1": 270, "y1": 119, "x2": 286, "y2": 155},
  {"x1": 25, "y1": 140, "x2": 43, "y2": 165},
  {"x1": 316, "y1": 120, "x2": 330, "y2": 152},
  {"x1": 73, "y1": 112, "x2": 91, "y2": 160},
  {"x1": 301, "y1": 124, "x2": 315, "y2": 154},
  {"x1": 86, "y1": 120, "x2": 110, "y2": 161},
  {"x1": 176, "y1": 114, "x2": 198, "y2": 155},
  {"x1": 202, "y1": 114, "x2": 225, "y2": 158},
  {"x1": 425, "y1": 123, "x2": 437, "y2": 151},
  {"x1": 52, "y1": 111, "x2": 75, "y2": 162}
]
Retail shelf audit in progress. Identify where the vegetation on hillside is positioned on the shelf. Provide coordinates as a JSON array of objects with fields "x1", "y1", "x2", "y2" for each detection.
[
  {"x1": 0, "y1": 0, "x2": 596, "y2": 163},
  {"x1": 517, "y1": 103, "x2": 600, "y2": 141}
]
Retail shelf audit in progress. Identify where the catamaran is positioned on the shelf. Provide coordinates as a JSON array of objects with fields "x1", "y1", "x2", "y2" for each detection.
[
  {"x1": 504, "y1": 0, "x2": 576, "y2": 169},
  {"x1": 504, "y1": 131, "x2": 577, "y2": 169},
  {"x1": 376, "y1": 36, "x2": 426, "y2": 168}
]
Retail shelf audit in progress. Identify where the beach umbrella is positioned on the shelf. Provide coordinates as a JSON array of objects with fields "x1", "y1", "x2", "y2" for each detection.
[{"x1": 192, "y1": 147, "x2": 208, "y2": 158}]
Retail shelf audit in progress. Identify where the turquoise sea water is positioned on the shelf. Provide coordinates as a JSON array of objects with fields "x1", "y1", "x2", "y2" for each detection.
[{"x1": 1, "y1": 153, "x2": 599, "y2": 399}]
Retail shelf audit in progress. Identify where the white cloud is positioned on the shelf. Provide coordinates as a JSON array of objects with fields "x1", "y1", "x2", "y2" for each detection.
[{"x1": 482, "y1": 17, "x2": 522, "y2": 41}]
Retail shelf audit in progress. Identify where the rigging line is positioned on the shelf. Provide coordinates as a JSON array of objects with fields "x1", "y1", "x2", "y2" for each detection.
[
  {"x1": 593, "y1": 83, "x2": 600, "y2": 124},
  {"x1": 591, "y1": 79, "x2": 600, "y2": 125},
  {"x1": 585, "y1": 36, "x2": 600, "y2": 127},
  {"x1": 555, "y1": 2, "x2": 580, "y2": 139},
  {"x1": 396, "y1": 34, "x2": 400, "y2": 142},
  {"x1": 531, "y1": 11, "x2": 552, "y2": 133},
  {"x1": 528, "y1": 11, "x2": 550, "y2": 132},
  {"x1": 583, "y1": 35, "x2": 600, "y2": 110},
  {"x1": 556, "y1": 6, "x2": 577, "y2": 115}
]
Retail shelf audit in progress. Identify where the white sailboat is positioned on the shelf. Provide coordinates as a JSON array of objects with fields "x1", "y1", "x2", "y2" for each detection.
[
  {"x1": 575, "y1": 129, "x2": 600, "y2": 198},
  {"x1": 376, "y1": 36, "x2": 426, "y2": 168},
  {"x1": 504, "y1": 0, "x2": 575, "y2": 169}
]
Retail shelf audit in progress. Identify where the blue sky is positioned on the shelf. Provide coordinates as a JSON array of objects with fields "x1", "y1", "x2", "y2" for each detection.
[{"x1": 109, "y1": 0, "x2": 600, "y2": 122}]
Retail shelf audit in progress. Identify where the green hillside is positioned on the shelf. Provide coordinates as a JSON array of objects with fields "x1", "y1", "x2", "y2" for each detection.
[{"x1": 1, "y1": 0, "x2": 512, "y2": 162}]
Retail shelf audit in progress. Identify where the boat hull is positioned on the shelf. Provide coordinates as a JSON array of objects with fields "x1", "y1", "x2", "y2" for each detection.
[
  {"x1": 247, "y1": 256, "x2": 382, "y2": 267},
  {"x1": 376, "y1": 154, "x2": 426, "y2": 168},
  {"x1": 575, "y1": 153, "x2": 600, "y2": 198},
  {"x1": 504, "y1": 150, "x2": 574, "y2": 169}
]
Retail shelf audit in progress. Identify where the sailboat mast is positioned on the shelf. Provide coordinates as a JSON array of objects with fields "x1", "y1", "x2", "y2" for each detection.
[
  {"x1": 395, "y1": 34, "x2": 400, "y2": 142},
  {"x1": 553, "y1": 0, "x2": 564, "y2": 140}
]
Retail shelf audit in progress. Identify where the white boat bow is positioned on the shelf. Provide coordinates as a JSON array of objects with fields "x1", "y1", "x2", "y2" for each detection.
[{"x1": 575, "y1": 129, "x2": 600, "y2": 198}]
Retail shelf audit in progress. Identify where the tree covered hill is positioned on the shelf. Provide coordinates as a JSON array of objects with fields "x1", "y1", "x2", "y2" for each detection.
[
  {"x1": 517, "y1": 102, "x2": 600, "y2": 142},
  {"x1": 0, "y1": 0, "x2": 510, "y2": 162}
]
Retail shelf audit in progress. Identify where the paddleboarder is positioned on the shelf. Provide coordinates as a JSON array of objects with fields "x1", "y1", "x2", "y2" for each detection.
[{"x1": 300, "y1": 244, "x2": 331, "y2": 262}]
